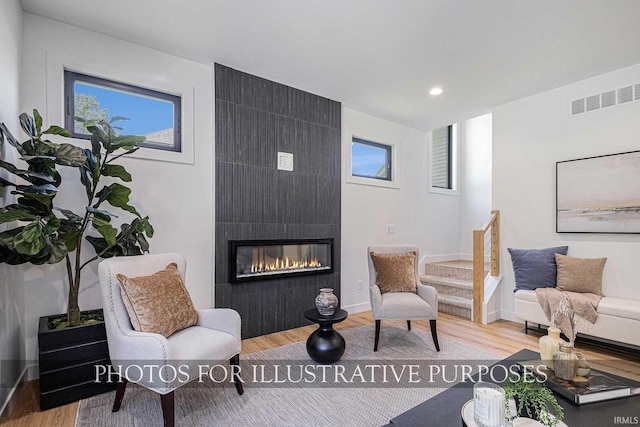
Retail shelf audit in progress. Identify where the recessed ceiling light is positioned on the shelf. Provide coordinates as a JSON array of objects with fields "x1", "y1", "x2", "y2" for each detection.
[{"x1": 429, "y1": 87, "x2": 443, "y2": 96}]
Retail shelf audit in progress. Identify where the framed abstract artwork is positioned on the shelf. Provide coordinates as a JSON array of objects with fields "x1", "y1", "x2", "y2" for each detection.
[{"x1": 556, "y1": 150, "x2": 640, "y2": 233}]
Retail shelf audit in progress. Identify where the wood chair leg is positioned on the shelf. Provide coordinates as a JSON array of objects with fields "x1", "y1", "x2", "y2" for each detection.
[
  {"x1": 230, "y1": 354, "x2": 244, "y2": 395},
  {"x1": 112, "y1": 377, "x2": 128, "y2": 412},
  {"x1": 160, "y1": 391, "x2": 175, "y2": 427},
  {"x1": 430, "y1": 319, "x2": 440, "y2": 352},
  {"x1": 374, "y1": 319, "x2": 381, "y2": 351},
  {"x1": 407, "y1": 320, "x2": 411, "y2": 331}
]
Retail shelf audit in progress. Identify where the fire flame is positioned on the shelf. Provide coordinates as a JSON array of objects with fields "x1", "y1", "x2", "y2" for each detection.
[{"x1": 250, "y1": 257, "x2": 322, "y2": 273}]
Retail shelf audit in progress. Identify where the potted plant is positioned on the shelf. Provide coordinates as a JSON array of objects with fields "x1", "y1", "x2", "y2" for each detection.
[
  {"x1": 504, "y1": 373, "x2": 564, "y2": 427},
  {"x1": 0, "y1": 110, "x2": 154, "y2": 408}
]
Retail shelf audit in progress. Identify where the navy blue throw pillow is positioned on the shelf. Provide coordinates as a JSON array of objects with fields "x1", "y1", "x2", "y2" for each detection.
[{"x1": 508, "y1": 246, "x2": 569, "y2": 292}]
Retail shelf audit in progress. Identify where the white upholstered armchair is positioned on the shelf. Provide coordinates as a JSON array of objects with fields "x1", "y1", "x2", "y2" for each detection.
[
  {"x1": 98, "y1": 253, "x2": 243, "y2": 427},
  {"x1": 368, "y1": 245, "x2": 440, "y2": 352}
]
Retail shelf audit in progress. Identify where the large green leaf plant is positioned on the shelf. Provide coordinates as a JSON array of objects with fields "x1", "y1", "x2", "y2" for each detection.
[{"x1": 0, "y1": 110, "x2": 153, "y2": 324}]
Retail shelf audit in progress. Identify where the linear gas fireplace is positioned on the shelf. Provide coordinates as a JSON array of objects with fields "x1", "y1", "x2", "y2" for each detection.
[{"x1": 230, "y1": 238, "x2": 334, "y2": 283}]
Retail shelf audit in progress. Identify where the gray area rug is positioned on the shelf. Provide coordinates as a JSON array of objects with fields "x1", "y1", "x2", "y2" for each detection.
[{"x1": 76, "y1": 323, "x2": 499, "y2": 426}]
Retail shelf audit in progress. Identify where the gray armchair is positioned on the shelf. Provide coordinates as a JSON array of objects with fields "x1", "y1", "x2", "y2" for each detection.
[
  {"x1": 367, "y1": 245, "x2": 440, "y2": 352},
  {"x1": 98, "y1": 253, "x2": 243, "y2": 427}
]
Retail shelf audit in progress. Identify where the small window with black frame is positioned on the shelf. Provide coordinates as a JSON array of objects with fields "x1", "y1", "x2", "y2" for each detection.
[
  {"x1": 431, "y1": 125, "x2": 452, "y2": 189},
  {"x1": 64, "y1": 70, "x2": 181, "y2": 152},
  {"x1": 351, "y1": 137, "x2": 392, "y2": 181}
]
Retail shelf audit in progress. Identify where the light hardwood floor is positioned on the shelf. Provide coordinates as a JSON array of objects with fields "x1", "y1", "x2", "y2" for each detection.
[{"x1": 2, "y1": 311, "x2": 638, "y2": 426}]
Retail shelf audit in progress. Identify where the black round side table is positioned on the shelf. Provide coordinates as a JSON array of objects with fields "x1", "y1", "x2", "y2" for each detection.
[{"x1": 304, "y1": 308, "x2": 348, "y2": 364}]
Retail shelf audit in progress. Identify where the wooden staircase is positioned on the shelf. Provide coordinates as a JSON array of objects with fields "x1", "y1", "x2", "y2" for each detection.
[{"x1": 420, "y1": 260, "x2": 489, "y2": 320}]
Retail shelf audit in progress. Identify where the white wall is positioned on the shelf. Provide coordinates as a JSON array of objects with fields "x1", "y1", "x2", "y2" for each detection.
[
  {"x1": 494, "y1": 63, "x2": 640, "y2": 321},
  {"x1": 0, "y1": 0, "x2": 26, "y2": 416},
  {"x1": 341, "y1": 108, "x2": 461, "y2": 312},
  {"x1": 9, "y1": 13, "x2": 489, "y2": 385},
  {"x1": 459, "y1": 113, "x2": 492, "y2": 256},
  {"x1": 20, "y1": 14, "x2": 214, "y2": 372}
]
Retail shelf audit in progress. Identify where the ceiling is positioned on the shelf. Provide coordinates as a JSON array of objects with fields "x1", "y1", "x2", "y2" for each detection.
[{"x1": 20, "y1": 0, "x2": 640, "y2": 131}]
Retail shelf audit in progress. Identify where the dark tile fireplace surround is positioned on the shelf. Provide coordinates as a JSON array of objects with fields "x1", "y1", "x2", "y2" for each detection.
[{"x1": 214, "y1": 64, "x2": 341, "y2": 338}]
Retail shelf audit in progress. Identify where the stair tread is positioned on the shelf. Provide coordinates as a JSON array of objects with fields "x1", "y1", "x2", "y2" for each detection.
[
  {"x1": 419, "y1": 274, "x2": 472, "y2": 289},
  {"x1": 425, "y1": 260, "x2": 490, "y2": 272},
  {"x1": 427, "y1": 260, "x2": 473, "y2": 268},
  {"x1": 438, "y1": 294, "x2": 473, "y2": 309},
  {"x1": 426, "y1": 259, "x2": 490, "y2": 268}
]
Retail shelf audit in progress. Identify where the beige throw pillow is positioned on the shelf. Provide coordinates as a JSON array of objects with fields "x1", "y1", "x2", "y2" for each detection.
[
  {"x1": 370, "y1": 251, "x2": 417, "y2": 294},
  {"x1": 116, "y1": 263, "x2": 199, "y2": 337},
  {"x1": 555, "y1": 254, "x2": 607, "y2": 296}
]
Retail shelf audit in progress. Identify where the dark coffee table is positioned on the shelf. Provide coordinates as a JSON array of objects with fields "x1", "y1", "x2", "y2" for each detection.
[
  {"x1": 304, "y1": 308, "x2": 348, "y2": 364},
  {"x1": 387, "y1": 349, "x2": 640, "y2": 426}
]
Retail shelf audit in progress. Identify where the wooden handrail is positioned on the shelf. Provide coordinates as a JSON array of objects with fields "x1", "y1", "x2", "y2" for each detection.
[
  {"x1": 478, "y1": 211, "x2": 498, "y2": 233},
  {"x1": 472, "y1": 210, "x2": 500, "y2": 324}
]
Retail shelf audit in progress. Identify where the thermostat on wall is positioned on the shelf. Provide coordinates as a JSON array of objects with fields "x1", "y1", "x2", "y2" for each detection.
[{"x1": 277, "y1": 152, "x2": 294, "y2": 171}]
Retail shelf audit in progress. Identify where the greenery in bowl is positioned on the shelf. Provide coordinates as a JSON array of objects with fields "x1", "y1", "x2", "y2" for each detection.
[{"x1": 504, "y1": 372, "x2": 564, "y2": 427}]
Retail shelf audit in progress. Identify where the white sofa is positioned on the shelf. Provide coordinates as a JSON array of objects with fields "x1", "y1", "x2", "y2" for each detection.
[{"x1": 514, "y1": 290, "x2": 640, "y2": 349}]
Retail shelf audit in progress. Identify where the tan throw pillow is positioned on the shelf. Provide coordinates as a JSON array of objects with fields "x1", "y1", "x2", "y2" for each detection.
[
  {"x1": 370, "y1": 251, "x2": 417, "y2": 294},
  {"x1": 116, "y1": 263, "x2": 198, "y2": 337},
  {"x1": 555, "y1": 254, "x2": 607, "y2": 296}
]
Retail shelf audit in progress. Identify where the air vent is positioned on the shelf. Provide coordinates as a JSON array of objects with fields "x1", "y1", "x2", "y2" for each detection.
[
  {"x1": 618, "y1": 86, "x2": 633, "y2": 103},
  {"x1": 601, "y1": 90, "x2": 616, "y2": 108},
  {"x1": 571, "y1": 81, "x2": 640, "y2": 116},
  {"x1": 586, "y1": 95, "x2": 600, "y2": 111},
  {"x1": 571, "y1": 99, "x2": 585, "y2": 115}
]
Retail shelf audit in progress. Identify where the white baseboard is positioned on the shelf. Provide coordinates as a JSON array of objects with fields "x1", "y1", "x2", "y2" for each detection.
[
  {"x1": 342, "y1": 302, "x2": 371, "y2": 314},
  {"x1": 0, "y1": 365, "x2": 28, "y2": 421},
  {"x1": 484, "y1": 309, "x2": 501, "y2": 324},
  {"x1": 26, "y1": 364, "x2": 39, "y2": 381},
  {"x1": 500, "y1": 310, "x2": 518, "y2": 322}
]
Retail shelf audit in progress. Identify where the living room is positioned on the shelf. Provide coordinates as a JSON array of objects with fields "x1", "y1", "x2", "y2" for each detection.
[{"x1": 1, "y1": 1, "x2": 640, "y2": 426}]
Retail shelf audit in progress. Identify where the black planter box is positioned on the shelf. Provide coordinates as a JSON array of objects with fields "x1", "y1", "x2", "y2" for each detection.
[{"x1": 38, "y1": 309, "x2": 115, "y2": 410}]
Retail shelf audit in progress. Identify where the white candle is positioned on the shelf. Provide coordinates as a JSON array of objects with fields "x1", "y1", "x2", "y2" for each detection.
[{"x1": 474, "y1": 382, "x2": 506, "y2": 427}]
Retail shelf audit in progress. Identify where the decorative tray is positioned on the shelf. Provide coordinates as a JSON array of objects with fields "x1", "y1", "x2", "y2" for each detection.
[{"x1": 461, "y1": 399, "x2": 568, "y2": 427}]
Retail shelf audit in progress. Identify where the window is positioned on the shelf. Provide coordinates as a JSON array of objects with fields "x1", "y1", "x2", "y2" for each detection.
[
  {"x1": 64, "y1": 70, "x2": 181, "y2": 152},
  {"x1": 431, "y1": 125, "x2": 453, "y2": 190},
  {"x1": 351, "y1": 137, "x2": 392, "y2": 181}
]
